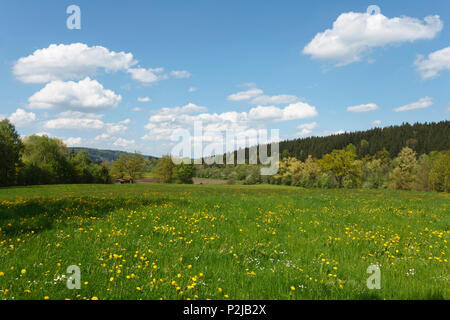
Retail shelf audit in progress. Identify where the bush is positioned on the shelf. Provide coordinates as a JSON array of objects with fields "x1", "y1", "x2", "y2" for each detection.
[{"x1": 172, "y1": 163, "x2": 196, "y2": 184}]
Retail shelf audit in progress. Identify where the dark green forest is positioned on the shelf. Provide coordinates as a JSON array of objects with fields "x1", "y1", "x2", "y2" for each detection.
[{"x1": 278, "y1": 121, "x2": 449, "y2": 160}]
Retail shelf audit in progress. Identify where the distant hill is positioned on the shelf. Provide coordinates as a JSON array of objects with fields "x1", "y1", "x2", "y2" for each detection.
[{"x1": 69, "y1": 147, "x2": 157, "y2": 163}]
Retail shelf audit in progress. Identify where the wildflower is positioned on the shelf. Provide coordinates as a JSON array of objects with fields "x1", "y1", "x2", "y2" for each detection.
[
  {"x1": 290, "y1": 286, "x2": 295, "y2": 291},
  {"x1": 21, "y1": 269, "x2": 27, "y2": 275},
  {"x1": 91, "y1": 296, "x2": 99, "y2": 300}
]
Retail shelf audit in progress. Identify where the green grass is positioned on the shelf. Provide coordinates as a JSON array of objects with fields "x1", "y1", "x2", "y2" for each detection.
[{"x1": 0, "y1": 184, "x2": 448, "y2": 300}]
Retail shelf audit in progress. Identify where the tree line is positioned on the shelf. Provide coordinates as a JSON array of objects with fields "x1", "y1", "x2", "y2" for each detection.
[{"x1": 0, "y1": 119, "x2": 111, "y2": 187}]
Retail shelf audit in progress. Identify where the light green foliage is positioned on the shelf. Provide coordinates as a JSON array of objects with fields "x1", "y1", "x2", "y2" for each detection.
[
  {"x1": 319, "y1": 147, "x2": 362, "y2": 188},
  {"x1": 389, "y1": 147, "x2": 418, "y2": 190},
  {"x1": 429, "y1": 151, "x2": 450, "y2": 192}
]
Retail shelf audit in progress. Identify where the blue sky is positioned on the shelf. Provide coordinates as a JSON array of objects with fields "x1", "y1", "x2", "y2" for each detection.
[{"x1": 0, "y1": 0, "x2": 449, "y2": 156}]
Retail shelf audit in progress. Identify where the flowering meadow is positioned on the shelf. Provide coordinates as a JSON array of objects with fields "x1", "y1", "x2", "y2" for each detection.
[{"x1": 0, "y1": 184, "x2": 448, "y2": 300}]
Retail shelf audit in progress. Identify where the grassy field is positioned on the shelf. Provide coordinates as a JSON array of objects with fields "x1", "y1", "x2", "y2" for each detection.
[{"x1": 0, "y1": 184, "x2": 448, "y2": 300}]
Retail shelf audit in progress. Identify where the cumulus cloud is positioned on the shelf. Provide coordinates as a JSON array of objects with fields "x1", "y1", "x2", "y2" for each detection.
[
  {"x1": 149, "y1": 103, "x2": 208, "y2": 123},
  {"x1": 106, "y1": 119, "x2": 130, "y2": 134},
  {"x1": 64, "y1": 137, "x2": 83, "y2": 146},
  {"x1": 44, "y1": 118, "x2": 104, "y2": 130},
  {"x1": 8, "y1": 108, "x2": 36, "y2": 126},
  {"x1": 27, "y1": 77, "x2": 122, "y2": 111},
  {"x1": 296, "y1": 122, "x2": 318, "y2": 136},
  {"x1": 227, "y1": 88, "x2": 264, "y2": 102},
  {"x1": 170, "y1": 70, "x2": 191, "y2": 79},
  {"x1": 13, "y1": 43, "x2": 136, "y2": 83},
  {"x1": 228, "y1": 87, "x2": 300, "y2": 105},
  {"x1": 143, "y1": 101, "x2": 317, "y2": 141},
  {"x1": 43, "y1": 111, "x2": 130, "y2": 134},
  {"x1": 347, "y1": 103, "x2": 379, "y2": 113},
  {"x1": 415, "y1": 46, "x2": 450, "y2": 79},
  {"x1": 127, "y1": 67, "x2": 167, "y2": 83},
  {"x1": 132, "y1": 107, "x2": 142, "y2": 112},
  {"x1": 248, "y1": 102, "x2": 318, "y2": 121},
  {"x1": 394, "y1": 97, "x2": 433, "y2": 112},
  {"x1": 303, "y1": 10, "x2": 442, "y2": 65},
  {"x1": 189, "y1": 87, "x2": 198, "y2": 93},
  {"x1": 113, "y1": 138, "x2": 136, "y2": 149}
]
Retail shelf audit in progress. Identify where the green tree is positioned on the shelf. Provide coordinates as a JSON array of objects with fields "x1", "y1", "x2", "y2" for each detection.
[
  {"x1": 0, "y1": 119, "x2": 23, "y2": 186},
  {"x1": 172, "y1": 162, "x2": 196, "y2": 184},
  {"x1": 125, "y1": 153, "x2": 145, "y2": 181},
  {"x1": 152, "y1": 156, "x2": 175, "y2": 183},
  {"x1": 111, "y1": 154, "x2": 128, "y2": 179},
  {"x1": 429, "y1": 151, "x2": 450, "y2": 192},
  {"x1": 389, "y1": 147, "x2": 417, "y2": 190},
  {"x1": 21, "y1": 135, "x2": 72, "y2": 184},
  {"x1": 319, "y1": 148, "x2": 361, "y2": 188}
]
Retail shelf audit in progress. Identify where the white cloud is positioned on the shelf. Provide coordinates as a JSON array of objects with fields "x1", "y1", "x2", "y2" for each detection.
[
  {"x1": 347, "y1": 103, "x2": 379, "y2": 113},
  {"x1": 227, "y1": 88, "x2": 264, "y2": 102},
  {"x1": 149, "y1": 103, "x2": 208, "y2": 123},
  {"x1": 132, "y1": 107, "x2": 142, "y2": 112},
  {"x1": 106, "y1": 119, "x2": 130, "y2": 134},
  {"x1": 43, "y1": 111, "x2": 129, "y2": 134},
  {"x1": 56, "y1": 110, "x2": 104, "y2": 119},
  {"x1": 27, "y1": 77, "x2": 122, "y2": 111},
  {"x1": 44, "y1": 118, "x2": 104, "y2": 130},
  {"x1": 94, "y1": 133, "x2": 112, "y2": 141},
  {"x1": 228, "y1": 87, "x2": 300, "y2": 105},
  {"x1": 248, "y1": 102, "x2": 317, "y2": 121},
  {"x1": 170, "y1": 70, "x2": 191, "y2": 79},
  {"x1": 137, "y1": 96, "x2": 151, "y2": 102},
  {"x1": 415, "y1": 46, "x2": 450, "y2": 79},
  {"x1": 127, "y1": 67, "x2": 167, "y2": 83},
  {"x1": 280, "y1": 102, "x2": 318, "y2": 120},
  {"x1": 296, "y1": 122, "x2": 318, "y2": 136},
  {"x1": 13, "y1": 43, "x2": 136, "y2": 83},
  {"x1": 143, "y1": 101, "x2": 317, "y2": 141},
  {"x1": 251, "y1": 94, "x2": 299, "y2": 105},
  {"x1": 8, "y1": 108, "x2": 36, "y2": 126},
  {"x1": 189, "y1": 87, "x2": 198, "y2": 93},
  {"x1": 372, "y1": 120, "x2": 382, "y2": 126},
  {"x1": 303, "y1": 11, "x2": 442, "y2": 65},
  {"x1": 394, "y1": 97, "x2": 433, "y2": 112},
  {"x1": 64, "y1": 137, "x2": 83, "y2": 146},
  {"x1": 113, "y1": 138, "x2": 135, "y2": 149},
  {"x1": 34, "y1": 132, "x2": 52, "y2": 137}
]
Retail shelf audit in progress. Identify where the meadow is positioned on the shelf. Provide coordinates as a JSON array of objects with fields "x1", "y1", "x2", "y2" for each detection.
[{"x1": 0, "y1": 184, "x2": 448, "y2": 300}]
